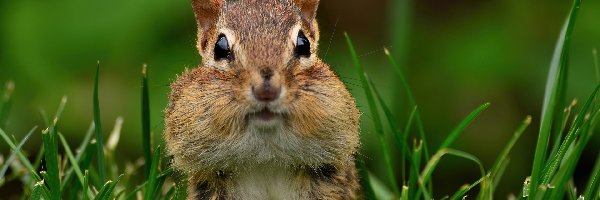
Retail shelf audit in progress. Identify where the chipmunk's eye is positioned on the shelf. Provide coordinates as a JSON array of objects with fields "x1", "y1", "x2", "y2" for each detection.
[
  {"x1": 295, "y1": 31, "x2": 310, "y2": 58},
  {"x1": 214, "y1": 34, "x2": 231, "y2": 61}
]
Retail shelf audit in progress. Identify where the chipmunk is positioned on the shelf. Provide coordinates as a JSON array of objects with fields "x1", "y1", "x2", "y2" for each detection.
[{"x1": 164, "y1": 0, "x2": 361, "y2": 199}]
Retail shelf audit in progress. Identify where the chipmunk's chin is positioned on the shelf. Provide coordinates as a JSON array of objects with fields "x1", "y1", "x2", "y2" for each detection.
[{"x1": 248, "y1": 108, "x2": 284, "y2": 129}]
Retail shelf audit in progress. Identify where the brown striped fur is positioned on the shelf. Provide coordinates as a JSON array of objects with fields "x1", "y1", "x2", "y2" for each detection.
[{"x1": 165, "y1": 0, "x2": 361, "y2": 199}]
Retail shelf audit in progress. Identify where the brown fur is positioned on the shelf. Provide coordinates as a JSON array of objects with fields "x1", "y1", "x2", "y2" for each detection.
[{"x1": 164, "y1": 0, "x2": 361, "y2": 199}]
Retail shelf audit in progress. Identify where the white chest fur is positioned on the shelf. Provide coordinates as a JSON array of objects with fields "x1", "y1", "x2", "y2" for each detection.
[{"x1": 230, "y1": 166, "x2": 305, "y2": 200}]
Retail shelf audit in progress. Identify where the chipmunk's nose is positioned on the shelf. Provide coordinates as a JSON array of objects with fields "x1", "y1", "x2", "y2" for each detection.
[{"x1": 252, "y1": 69, "x2": 281, "y2": 102}]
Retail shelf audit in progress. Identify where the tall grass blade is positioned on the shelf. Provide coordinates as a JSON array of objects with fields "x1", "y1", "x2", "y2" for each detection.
[
  {"x1": 548, "y1": 99, "x2": 576, "y2": 164},
  {"x1": 82, "y1": 170, "x2": 89, "y2": 200},
  {"x1": 0, "y1": 128, "x2": 41, "y2": 182},
  {"x1": 438, "y1": 102, "x2": 490, "y2": 150},
  {"x1": 93, "y1": 61, "x2": 107, "y2": 182},
  {"x1": 492, "y1": 157, "x2": 510, "y2": 189},
  {"x1": 490, "y1": 116, "x2": 531, "y2": 182},
  {"x1": 402, "y1": 106, "x2": 417, "y2": 183},
  {"x1": 530, "y1": 0, "x2": 581, "y2": 197},
  {"x1": 145, "y1": 145, "x2": 162, "y2": 200},
  {"x1": 542, "y1": 84, "x2": 600, "y2": 184},
  {"x1": 549, "y1": 108, "x2": 599, "y2": 199},
  {"x1": 345, "y1": 33, "x2": 400, "y2": 194},
  {"x1": 61, "y1": 122, "x2": 94, "y2": 189},
  {"x1": 141, "y1": 64, "x2": 152, "y2": 178},
  {"x1": 0, "y1": 126, "x2": 36, "y2": 184},
  {"x1": 42, "y1": 128, "x2": 60, "y2": 200},
  {"x1": 370, "y1": 80, "x2": 411, "y2": 158},
  {"x1": 384, "y1": 49, "x2": 430, "y2": 159},
  {"x1": 40, "y1": 96, "x2": 68, "y2": 198},
  {"x1": 0, "y1": 81, "x2": 14, "y2": 128},
  {"x1": 58, "y1": 132, "x2": 92, "y2": 198},
  {"x1": 409, "y1": 140, "x2": 422, "y2": 199},
  {"x1": 371, "y1": 80, "x2": 423, "y2": 186}
]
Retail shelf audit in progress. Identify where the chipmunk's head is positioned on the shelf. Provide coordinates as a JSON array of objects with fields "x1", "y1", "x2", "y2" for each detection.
[
  {"x1": 191, "y1": 0, "x2": 323, "y2": 129},
  {"x1": 165, "y1": 0, "x2": 359, "y2": 175}
]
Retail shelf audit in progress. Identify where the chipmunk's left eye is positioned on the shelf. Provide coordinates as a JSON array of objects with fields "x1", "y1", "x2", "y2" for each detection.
[
  {"x1": 214, "y1": 34, "x2": 232, "y2": 61},
  {"x1": 295, "y1": 31, "x2": 310, "y2": 58}
]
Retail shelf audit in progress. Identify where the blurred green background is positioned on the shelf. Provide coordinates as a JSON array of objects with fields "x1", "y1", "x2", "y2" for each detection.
[{"x1": 1, "y1": 0, "x2": 600, "y2": 198}]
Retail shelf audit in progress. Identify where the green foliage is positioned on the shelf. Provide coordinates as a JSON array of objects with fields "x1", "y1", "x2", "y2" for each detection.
[
  {"x1": 530, "y1": 0, "x2": 581, "y2": 197},
  {"x1": 94, "y1": 62, "x2": 107, "y2": 183}
]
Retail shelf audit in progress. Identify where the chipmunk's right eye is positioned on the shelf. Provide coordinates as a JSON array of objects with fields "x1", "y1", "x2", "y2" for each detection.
[{"x1": 214, "y1": 34, "x2": 231, "y2": 61}]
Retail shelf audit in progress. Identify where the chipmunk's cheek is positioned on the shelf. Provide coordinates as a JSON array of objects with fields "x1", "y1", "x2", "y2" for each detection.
[{"x1": 287, "y1": 96, "x2": 328, "y2": 137}]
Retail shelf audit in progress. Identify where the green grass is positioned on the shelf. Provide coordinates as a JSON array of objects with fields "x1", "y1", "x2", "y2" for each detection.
[{"x1": 0, "y1": 0, "x2": 599, "y2": 199}]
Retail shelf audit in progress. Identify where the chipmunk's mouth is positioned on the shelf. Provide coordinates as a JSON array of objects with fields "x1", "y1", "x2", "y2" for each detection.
[
  {"x1": 248, "y1": 108, "x2": 284, "y2": 128},
  {"x1": 255, "y1": 108, "x2": 276, "y2": 120}
]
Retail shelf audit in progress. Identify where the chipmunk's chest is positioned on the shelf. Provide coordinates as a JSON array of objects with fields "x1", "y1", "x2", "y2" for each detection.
[{"x1": 229, "y1": 166, "x2": 307, "y2": 200}]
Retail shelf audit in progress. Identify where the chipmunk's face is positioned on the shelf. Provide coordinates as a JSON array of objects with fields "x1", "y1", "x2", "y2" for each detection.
[
  {"x1": 165, "y1": 0, "x2": 359, "y2": 174},
  {"x1": 194, "y1": 0, "x2": 321, "y2": 130}
]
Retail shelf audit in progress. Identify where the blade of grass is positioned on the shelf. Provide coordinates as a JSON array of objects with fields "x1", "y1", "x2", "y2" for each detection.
[
  {"x1": 83, "y1": 170, "x2": 89, "y2": 200},
  {"x1": 541, "y1": 84, "x2": 600, "y2": 184},
  {"x1": 95, "y1": 174, "x2": 123, "y2": 200},
  {"x1": 61, "y1": 122, "x2": 94, "y2": 190},
  {"x1": 0, "y1": 128, "x2": 41, "y2": 182},
  {"x1": 438, "y1": 102, "x2": 490, "y2": 150},
  {"x1": 530, "y1": 0, "x2": 581, "y2": 197},
  {"x1": 370, "y1": 79, "x2": 412, "y2": 158},
  {"x1": 492, "y1": 157, "x2": 510, "y2": 189},
  {"x1": 93, "y1": 61, "x2": 107, "y2": 182},
  {"x1": 384, "y1": 48, "x2": 430, "y2": 160},
  {"x1": 449, "y1": 176, "x2": 486, "y2": 200},
  {"x1": 345, "y1": 33, "x2": 401, "y2": 195},
  {"x1": 403, "y1": 106, "x2": 417, "y2": 183},
  {"x1": 409, "y1": 140, "x2": 422, "y2": 199},
  {"x1": 418, "y1": 148, "x2": 485, "y2": 200},
  {"x1": 371, "y1": 80, "x2": 424, "y2": 187},
  {"x1": 0, "y1": 81, "x2": 14, "y2": 128},
  {"x1": 144, "y1": 145, "x2": 161, "y2": 200},
  {"x1": 58, "y1": 132, "x2": 95, "y2": 198},
  {"x1": 548, "y1": 99, "x2": 577, "y2": 165},
  {"x1": 141, "y1": 64, "x2": 152, "y2": 178},
  {"x1": 0, "y1": 126, "x2": 36, "y2": 184},
  {"x1": 583, "y1": 147, "x2": 600, "y2": 199},
  {"x1": 489, "y1": 116, "x2": 532, "y2": 182},
  {"x1": 42, "y1": 128, "x2": 60, "y2": 200},
  {"x1": 549, "y1": 108, "x2": 599, "y2": 199}
]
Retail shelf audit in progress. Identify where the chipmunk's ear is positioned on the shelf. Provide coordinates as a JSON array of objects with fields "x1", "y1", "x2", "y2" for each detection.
[
  {"x1": 192, "y1": 0, "x2": 224, "y2": 52},
  {"x1": 294, "y1": 0, "x2": 319, "y2": 24}
]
